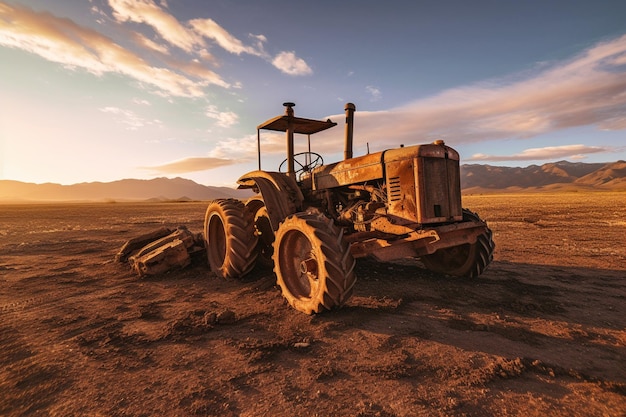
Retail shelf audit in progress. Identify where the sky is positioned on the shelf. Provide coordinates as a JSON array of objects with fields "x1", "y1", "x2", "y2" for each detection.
[{"x1": 1, "y1": 0, "x2": 626, "y2": 187}]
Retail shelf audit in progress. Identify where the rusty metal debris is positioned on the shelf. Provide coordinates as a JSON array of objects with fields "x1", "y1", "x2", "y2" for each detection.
[{"x1": 116, "y1": 226, "x2": 205, "y2": 277}]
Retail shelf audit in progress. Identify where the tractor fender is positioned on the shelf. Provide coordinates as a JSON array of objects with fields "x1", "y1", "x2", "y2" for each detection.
[{"x1": 237, "y1": 171, "x2": 304, "y2": 231}]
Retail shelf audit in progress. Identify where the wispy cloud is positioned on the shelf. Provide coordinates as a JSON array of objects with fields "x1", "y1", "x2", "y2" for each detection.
[
  {"x1": 132, "y1": 31, "x2": 169, "y2": 55},
  {"x1": 366, "y1": 85, "x2": 381, "y2": 101},
  {"x1": 341, "y1": 34, "x2": 626, "y2": 150},
  {"x1": 189, "y1": 18, "x2": 262, "y2": 56},
  {"x1": 205, "y1": 138, "x2": 250, "y2": 161},
  {"x1": 164, "y1": 58, "x2": 228, "y2": 88},
  {"x1": 0, "y1": 2, "x2": 216, "y2": 97},
  {"x1": 467, "y1": 145, "x2": 608, "y2": 162},
  {"x1": 0, "y1": 0, "x2": 312, "y2": 104},
  {"x1": 132, "y1": 98, "x2": 152, "y2": 106},
  {"x1": 109, "y1": 0, "x2": 202, "y2": 53},
  {"x1": 100, "y1": 106, "x2": 162, "y2": 130},
  {"x1": 205, "y1": 105, "x2": 239, "y2": 128},
  {"x1": 143, "y1": 156, "x2": 238, "y2": 174},
  {"x1": 202, "y1": 131, "x2": 297, "y2": 167},
  {"x1": 186, "y1": 34, "x2": 626, "y2": 165},
  {"x1": 109, "y1": 0, "x2": 310, "y2": 77}
]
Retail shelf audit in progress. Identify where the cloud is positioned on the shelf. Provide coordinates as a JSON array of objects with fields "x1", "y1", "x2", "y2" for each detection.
[
  {"x1": 207, "y1": 135, "x2": 259, "y2": 160},
  {"x1": 205, "y1": 105, "x2": 239, "y2": 128},
  {"x1": 366, "y1": 85, "x2": 381, "y2": 101},
  {"x1": 189, "y1": 18, "x2": 262, "y2": 56},
  {"x1": 100, "y1": 106, "x2": 162, "y2": 130},
  {"x1": 132, "y1": 31, "x2": 169, "y2": 54},
  {"x1": 0, "y1": 0, "x2": 303, "y2": 101},
  {"x1": 340, "y1": 34, "x2": 626, "y2": 149},
  {"x1": 206, "y1": 132, "x2": 287, "y2": 161},
  {"x1": 132, "y1": 98, "x2": 151, "y2": 106},
  {"x1": 249, "y1": 34, "x2": 267, "y2": 54},
  {"x1": 143, "y1": 156, "x2": 238, "y2": 174},
  {"x1": 0, "y1": 2, "x2": 222, "y2": 97},
  {"x1": 108, "y1": 0, "x2": 202, "y2": 53},
  {"x1": 109, "y1": 0, "x2": 266, "y2": 60},
  {"x1": 164, "y1": 58, "x2": 228, "y2": 88},
  {"x1": 196, "y1": 34, "x2": 626, "y2": 163},
  {"x1": 272, "y1": 51, "x2": 313, "y2": 76},
  {"x1": 467, "y1": 144, "x2": 608, "y2": 162}
]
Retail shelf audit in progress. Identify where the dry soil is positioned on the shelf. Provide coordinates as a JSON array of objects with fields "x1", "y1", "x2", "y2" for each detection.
[{"x1": 1, "y1": 192, "x2": 625, "y2": 416}]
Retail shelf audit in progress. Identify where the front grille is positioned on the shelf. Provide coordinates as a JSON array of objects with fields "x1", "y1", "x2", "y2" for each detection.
[{"x1": 388, "y1": 176, "x2": 401, "y2": 201}]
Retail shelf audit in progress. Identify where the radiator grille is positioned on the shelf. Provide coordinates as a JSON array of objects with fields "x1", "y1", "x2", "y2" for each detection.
[{"x1": 388, "y1": 176, "x2": 401, "y2": 201}]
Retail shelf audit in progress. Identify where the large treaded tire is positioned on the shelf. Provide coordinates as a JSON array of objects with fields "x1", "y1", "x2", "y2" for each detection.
[
  {"x1": 421, "y1": 209, "x2": 495, "y2": 278},
  {"x1": 204, "y1": 199, "x2": 258, "y2": 278},
  {"x1": 273, "y1": 213, "x2": 356, "y2": 314}
]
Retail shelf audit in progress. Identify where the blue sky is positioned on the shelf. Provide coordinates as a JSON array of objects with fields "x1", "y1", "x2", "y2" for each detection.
[{"x1": 1, "y1": 0, "x2": 625, "y2": 186}]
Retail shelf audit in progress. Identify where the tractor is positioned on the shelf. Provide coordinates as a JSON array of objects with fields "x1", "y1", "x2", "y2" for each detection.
[{"x1": 204, "y1": 102, "x2": 495, "y2": 314}]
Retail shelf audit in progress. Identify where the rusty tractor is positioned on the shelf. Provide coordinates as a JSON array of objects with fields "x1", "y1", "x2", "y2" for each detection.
[{"x1": 204, "y1": 102, "x2": 495, "y2": 314}]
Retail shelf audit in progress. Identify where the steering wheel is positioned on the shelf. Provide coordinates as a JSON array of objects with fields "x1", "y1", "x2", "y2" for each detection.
[{"x1": 279, "y1": 152, "x2": 324, "y2": 179}]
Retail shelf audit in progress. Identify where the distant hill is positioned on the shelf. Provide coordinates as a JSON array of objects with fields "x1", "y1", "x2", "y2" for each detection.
[
  {"x1": 0, "y1": 177, "x2": 253, "y2": 202},
  {"x1": 1, "y1": 161, "x2": 624, "y2": 202},
  {"x1": 461, "y1": 161, "x2": 626, "y2": 193},
  {"x1": 575, "y1": 160, "x2": 626, "y2": 188}
]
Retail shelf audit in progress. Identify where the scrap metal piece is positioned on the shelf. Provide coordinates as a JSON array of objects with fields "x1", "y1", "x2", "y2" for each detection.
[
  {"x1": 118, "y1": 226, "x2": 204, "y2": 277},
  {"x1": 115, "y1": 227, "x2": 173, "y2": 263},
  {"x1": 131, "y1": 239, "x2": 190, "y2": 277}
]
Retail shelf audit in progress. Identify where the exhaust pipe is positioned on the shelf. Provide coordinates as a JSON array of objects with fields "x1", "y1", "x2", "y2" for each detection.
[
  {"x1": 344, "y1": 102, "x2": 355, "y2": 160},
  {"x1": 284, "y1": 102, "x2": 296, "y2": 178}
]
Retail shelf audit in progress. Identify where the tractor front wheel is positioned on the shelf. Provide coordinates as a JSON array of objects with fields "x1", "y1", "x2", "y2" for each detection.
[
  {"x1": 273, "y1": 213, "x2": 356, "y2": 314},
  {"x1": 420, "y1": 209, "x2": 495, "y2": 278},
  {"x1": 204, "y1": 199, "x2": 258, "y2": 278}
]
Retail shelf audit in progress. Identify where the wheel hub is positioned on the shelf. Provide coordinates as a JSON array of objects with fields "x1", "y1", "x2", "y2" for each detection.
[{"x1": 299, "y1": 256, "x2": 318, "y2": 279}]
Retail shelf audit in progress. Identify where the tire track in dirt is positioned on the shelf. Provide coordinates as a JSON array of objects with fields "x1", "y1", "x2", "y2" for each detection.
[{"x1": 0, "y1": 323, "x2": 74, "y2": 416}]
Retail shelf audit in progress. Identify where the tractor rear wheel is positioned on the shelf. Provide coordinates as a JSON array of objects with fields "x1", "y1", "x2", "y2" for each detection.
[
  {"x1": 204, "y1": 199, "x2": 258, "y2": 278},
  {"x1": 273, "y1": 213, "x2": 356, "y2": 314},
  {"x1": 421, "y1": 210, "x2": 495, "y2": 278}
]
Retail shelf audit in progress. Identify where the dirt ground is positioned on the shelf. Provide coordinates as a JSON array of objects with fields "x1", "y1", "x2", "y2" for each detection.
[{"x1": 1, "y1": 192, "x2": 625, "y2": 416}]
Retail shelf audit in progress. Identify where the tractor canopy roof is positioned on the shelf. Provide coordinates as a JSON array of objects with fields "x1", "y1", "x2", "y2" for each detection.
[{"x1": 257, "y1": 115, "x2": 337, "y2": 135}]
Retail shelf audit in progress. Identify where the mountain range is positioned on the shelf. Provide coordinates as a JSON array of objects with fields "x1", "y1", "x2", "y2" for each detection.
[
  {"x1": 1, "y1": 161, "x2": 624, "y2": 202},
  {"x1": 0, "y1": 177, "x2": 252, "y2": 203},
  {"x1": 461, "y1": 160, "x2": 626, "y2": 193}
]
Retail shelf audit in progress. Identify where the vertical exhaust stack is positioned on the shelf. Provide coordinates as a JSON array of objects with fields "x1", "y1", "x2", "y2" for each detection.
[
  {"x1": 284, "y1": 102, "x2": 296, "y2": 178},
  {"x1": 344, "y1": 102, "x2": 356, "y2": 160}
]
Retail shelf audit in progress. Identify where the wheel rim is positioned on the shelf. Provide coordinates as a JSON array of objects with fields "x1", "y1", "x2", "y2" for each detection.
[
  {"x1": 207, "y1": 213, "x2": 226, "y2": 267},
  {"x1": 278, "y1": 229, "x2": 319, "y2": 300}
]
